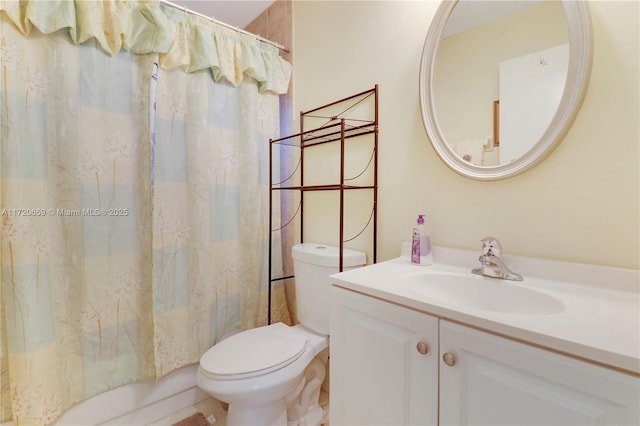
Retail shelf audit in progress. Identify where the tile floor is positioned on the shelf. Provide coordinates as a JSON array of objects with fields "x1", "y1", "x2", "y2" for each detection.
[{"x1": 147, "y1": 391, "x2": 329, "y2": 426}]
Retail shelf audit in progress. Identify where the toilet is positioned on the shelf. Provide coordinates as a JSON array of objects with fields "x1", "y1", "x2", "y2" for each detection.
[{"x1": 196, "y1": 243, "x2": 366, "y2": 426}]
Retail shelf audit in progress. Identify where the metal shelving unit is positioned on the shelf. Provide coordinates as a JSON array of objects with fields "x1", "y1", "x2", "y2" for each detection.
[{"x1": 268, "y1": 85, "x2": 379, "y2": 323}]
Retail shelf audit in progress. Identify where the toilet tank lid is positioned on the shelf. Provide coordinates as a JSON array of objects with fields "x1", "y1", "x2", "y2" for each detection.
[{"x1": 292, "y1": 243, "x2": 366, "y2": 268}]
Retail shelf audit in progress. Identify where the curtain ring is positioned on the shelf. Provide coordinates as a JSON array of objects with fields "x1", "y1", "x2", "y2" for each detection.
[{"x1": 183, "y1": 5, "x2": 188, "y2": 18}]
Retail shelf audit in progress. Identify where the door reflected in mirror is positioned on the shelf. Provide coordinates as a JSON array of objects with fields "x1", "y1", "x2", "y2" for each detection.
[{"x1": 434, "y1": 0, "x2": 568, "y2": 167}]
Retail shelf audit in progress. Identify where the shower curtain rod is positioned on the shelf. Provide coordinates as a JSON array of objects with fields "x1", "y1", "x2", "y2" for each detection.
[{"x1": 159, "y1": 0, "x2": 288, "y2": 52}]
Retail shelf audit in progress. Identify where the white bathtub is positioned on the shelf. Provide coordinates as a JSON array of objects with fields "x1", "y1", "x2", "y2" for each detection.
[{"x1": 54, "y1": 364, "x2": 206, "y2": 425}]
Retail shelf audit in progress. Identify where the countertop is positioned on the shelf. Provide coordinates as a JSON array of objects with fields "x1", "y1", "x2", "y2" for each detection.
[{"x1": 330, "y1": 247, "x2": 640, "y2": 375}]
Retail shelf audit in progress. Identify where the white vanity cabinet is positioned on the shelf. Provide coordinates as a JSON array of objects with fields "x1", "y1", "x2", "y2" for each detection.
[
  {"x1": 440, "y1": 320, "x2": 640, "y2": 426},
  {"x1": 330, "y1": 286, "x2": 439, "y2": 425},
  {"x1": 331, "y1": 286, "x2": 640, "y2": 426}
]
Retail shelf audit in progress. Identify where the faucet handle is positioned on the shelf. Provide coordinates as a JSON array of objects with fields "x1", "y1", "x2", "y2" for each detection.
[{"x1": 480, "y1": 237, "x2": 502, "y2": 257}]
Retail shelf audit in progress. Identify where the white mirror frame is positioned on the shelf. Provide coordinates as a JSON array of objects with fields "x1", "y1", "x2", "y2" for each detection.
[{"x1": 419, "y1": 1, "x2": 593, "y2": 181}]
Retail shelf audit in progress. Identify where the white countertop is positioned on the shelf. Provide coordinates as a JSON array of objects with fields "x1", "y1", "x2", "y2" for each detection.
[{"x1": 330, "y1": 247, "x2": 640, "y2": 375}]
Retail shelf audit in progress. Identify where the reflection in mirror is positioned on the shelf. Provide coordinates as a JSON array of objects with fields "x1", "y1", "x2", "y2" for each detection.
[
  {"x1": 419, "y1": 0, "x2": 592, "y2": 181},
  {"x1": 435, "y1": 1, "x2": 568, "y2": 166}
]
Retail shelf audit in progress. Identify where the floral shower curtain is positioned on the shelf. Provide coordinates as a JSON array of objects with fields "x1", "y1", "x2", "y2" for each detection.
[
  {"x1": 152, "y1": 68, "x2": 285, "y2": 374},
  {"x1": 151, "y1": 6, "x2": 291, "y2": 375},
  {"x1": 0, "y1": 23, "x2": 157, "y2": 424},
  {"x1": 0, "y1": 1, "x2": 292, "y2": 424}
]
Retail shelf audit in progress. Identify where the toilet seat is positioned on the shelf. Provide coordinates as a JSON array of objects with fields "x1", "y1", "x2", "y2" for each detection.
[{"x1": 199, "y1": 323, "x2": 306, "y2": 380}]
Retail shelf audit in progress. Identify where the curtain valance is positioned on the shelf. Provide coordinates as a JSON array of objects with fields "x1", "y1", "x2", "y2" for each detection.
[{"x1": 0, "y1": 0, "x2": 291, "y2": 94}]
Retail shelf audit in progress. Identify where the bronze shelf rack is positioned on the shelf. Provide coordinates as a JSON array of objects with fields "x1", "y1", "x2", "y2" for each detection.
[{"x1": 267, "y1": 85, "x2": 379, "y2": 324}]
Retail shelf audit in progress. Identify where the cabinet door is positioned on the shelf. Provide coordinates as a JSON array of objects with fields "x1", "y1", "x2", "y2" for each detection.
[
  {"x1": 330, "y1": 286, "x2": 438, "y2": 426},
  {"x1": 440, "y1": 320, "x2": 640, "y2": 426}
]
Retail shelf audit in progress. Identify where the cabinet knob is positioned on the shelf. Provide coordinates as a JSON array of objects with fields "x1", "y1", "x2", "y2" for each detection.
[
  {"x1": 442, "y1": 352, "x2": 456, "y2": 366},
  {"x1": 416, "y1": 342, "x2": 429, "y2": 355}
]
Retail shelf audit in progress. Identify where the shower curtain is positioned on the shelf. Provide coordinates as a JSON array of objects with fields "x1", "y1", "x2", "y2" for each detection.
[
  {"x1": 151, "y1": 37, "x2": 291, "y2": 375},
  {"x1": 0, "y1": 1, "x2": 292, "y2": 424}
]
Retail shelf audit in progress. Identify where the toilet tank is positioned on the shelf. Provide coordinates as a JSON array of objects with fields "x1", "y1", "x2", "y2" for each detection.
[{"x1": 292, "y1": 243, "x2": 366, "y2": 335}]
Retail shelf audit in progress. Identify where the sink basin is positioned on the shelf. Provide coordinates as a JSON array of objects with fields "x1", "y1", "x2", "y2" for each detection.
[{"x1": 401, "y1": 271, "x2": 565, "y2": 315}]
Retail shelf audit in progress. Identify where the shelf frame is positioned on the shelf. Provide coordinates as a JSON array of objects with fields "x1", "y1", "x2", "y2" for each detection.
[{"x1": 268, "y1": 85, "x2": 379, "y2": 324}]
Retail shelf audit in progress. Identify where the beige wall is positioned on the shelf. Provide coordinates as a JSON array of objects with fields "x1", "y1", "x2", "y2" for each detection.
[{"x1": 292, "y1": 0, "x2": 639, "y2": 270}]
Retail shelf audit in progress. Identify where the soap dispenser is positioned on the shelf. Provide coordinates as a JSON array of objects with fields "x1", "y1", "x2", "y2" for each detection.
[{"x1": 411, "y1": 214, "x2": 433, "y2": 266}]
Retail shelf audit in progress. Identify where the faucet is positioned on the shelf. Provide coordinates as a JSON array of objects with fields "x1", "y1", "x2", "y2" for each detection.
[{"x1": 471, "y1": 237, "x2": 523, "y2": 281}]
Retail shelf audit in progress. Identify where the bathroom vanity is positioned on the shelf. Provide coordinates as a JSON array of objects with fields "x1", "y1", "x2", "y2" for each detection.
[{"x1": 329, "y1": 247, "x2": 640, "y2": 425}]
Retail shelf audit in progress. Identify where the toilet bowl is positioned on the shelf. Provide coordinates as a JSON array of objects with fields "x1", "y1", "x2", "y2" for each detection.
[
  {"x1": 197, "y1": 323, "x2": 328, "y2": 425},
  {"x1": 196, "y1": 243, "x2": 366, "y2": 426}
]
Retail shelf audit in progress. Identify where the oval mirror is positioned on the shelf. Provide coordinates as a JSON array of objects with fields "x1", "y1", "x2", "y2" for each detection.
[{"x1": 419, "y1": 1, "x2": 593, "y2": 181}]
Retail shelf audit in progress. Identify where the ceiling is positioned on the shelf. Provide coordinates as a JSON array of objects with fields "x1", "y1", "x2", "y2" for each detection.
[{"x1": 170, "y1": 0, "x2": 275, "y2": 29}]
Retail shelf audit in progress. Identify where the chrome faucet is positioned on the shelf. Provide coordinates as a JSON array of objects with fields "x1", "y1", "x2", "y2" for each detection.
[{"x1": 471, "y1": 237, "x2": 523, "y2": 281}]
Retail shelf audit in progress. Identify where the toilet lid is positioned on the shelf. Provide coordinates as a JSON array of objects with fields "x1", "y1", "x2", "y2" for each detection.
[{"x1": 200, "y1": 323, "x2": 306, "y2": 380}]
